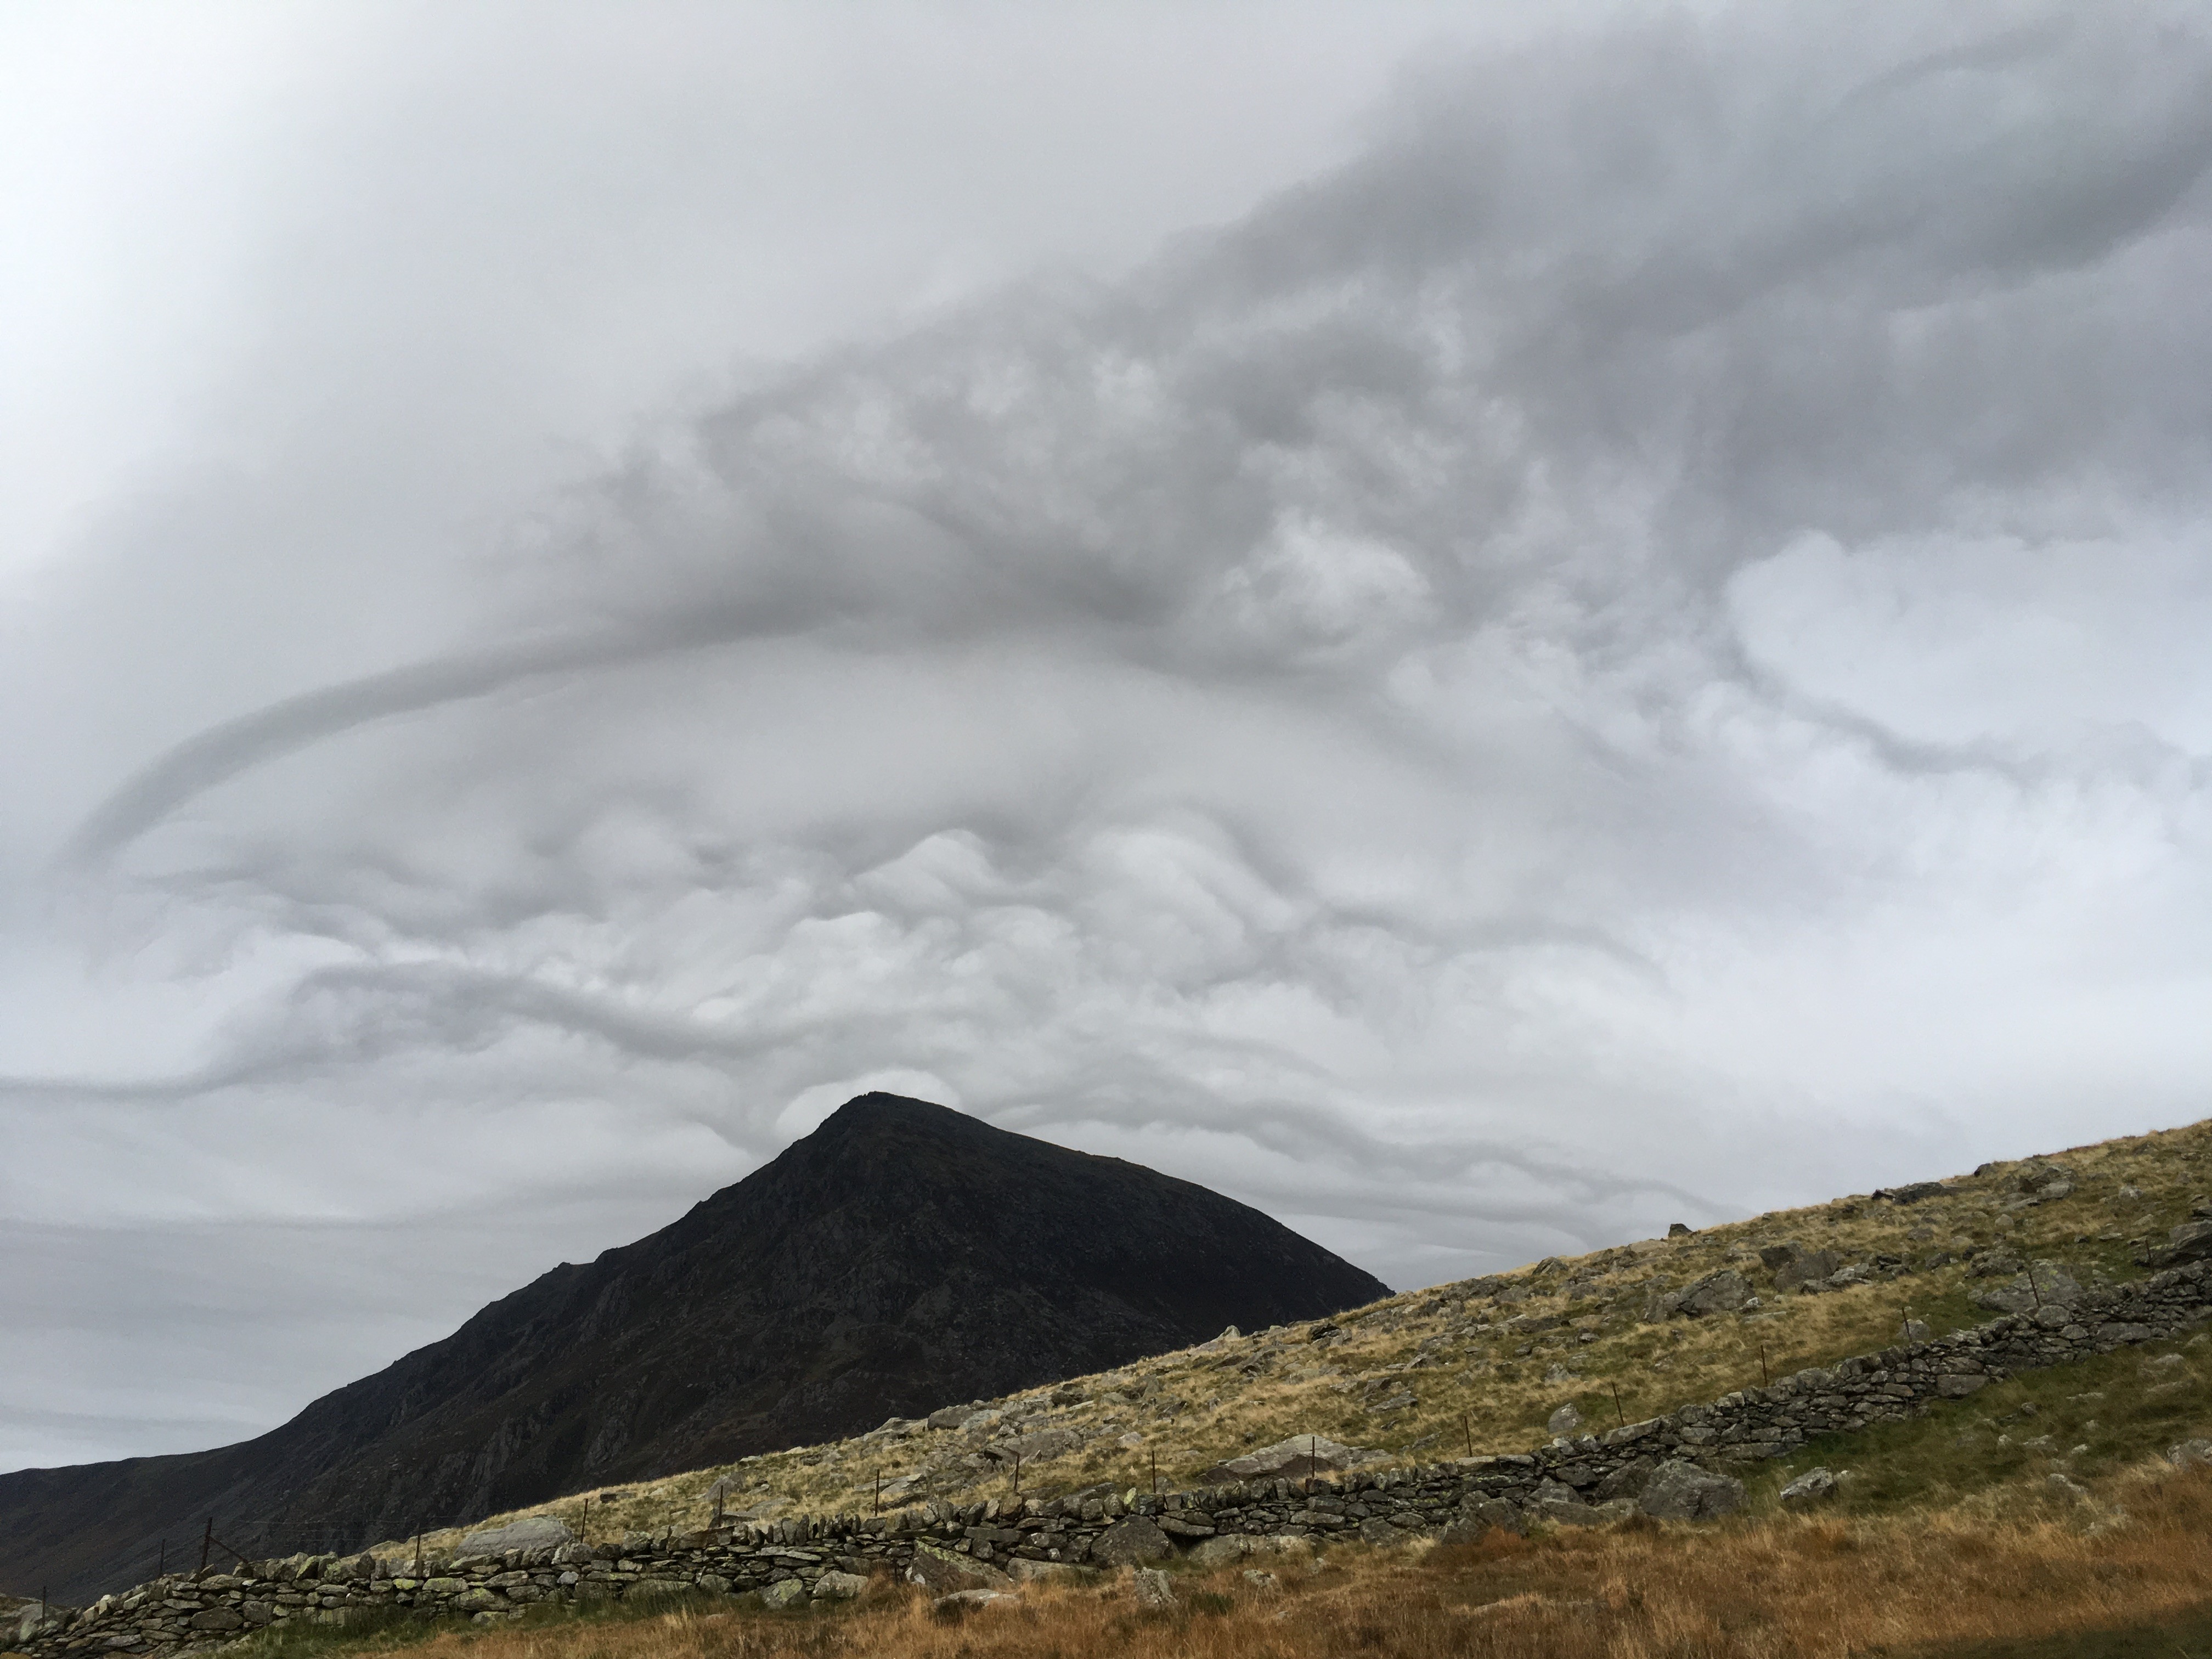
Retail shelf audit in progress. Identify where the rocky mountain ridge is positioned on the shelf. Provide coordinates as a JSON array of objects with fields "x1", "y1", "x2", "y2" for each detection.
[{"x1": 0, "y1": 1095, "x2": 1387, "y2": 1603}]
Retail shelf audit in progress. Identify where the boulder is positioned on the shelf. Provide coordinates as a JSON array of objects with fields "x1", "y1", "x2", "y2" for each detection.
[
  {"x1": 810, "y1": 1572, "x2": 868, "y2": 1601},
  {"x1": 1638, "y1": 1460, "x2": 1745, "y2": 1521},
  {"x1": 1972, "y1": 1263, "x2": 2084, "y2": 1317},
  {"x1": 1874, "y1": 1182, "x2": 1949, "y2": 1205},
  {"x1": 993, "y1": 1426, "x2": 1082, "y2": 1464},
  {"x1": 1242, "y1": 1570, "x2": 1281, "y2": 1593},
  {"x1": 1937, "y1": 1373, "x2": 1988, "y2": 1398},
  {"x1": 2152, "y1": 1220, "x2": 2212, "y2": 1269},
  {"x1": 1133, "y1": 1568, "x2": 1176, "y2": 1610},
  {"x1": 1530, "y1": 1493, "x2": 1606, "y2": 1527},
  {"x1": 1197, "y1": 1434, "x2": 1383, "y2": 1482},
  {"x1": 1187, "y1": 1536, "x2": 1256, "y2": 1568},
  {"x1": 1778, "y1": 1468, "x2": 1838, "y2": 1506},
  {"x1": 1593, "y1": 1458, "x2": 1657, "y2": 1503},
  {"x1": 1774, "y1": 1250, "x2": 1842, "y2": 1293},
  {"x1": 1089, "y1": 1515, "x2": 1173, "y2": 1567},
  {"x1": 906, "y1": 1542, "x2": 1014, "y2": 1595},
  {"x1": 458, "y1": 1517, "x2": 574, "y2": 1557},
  {"x1": 926, "y1": 1405, "x2": 974, "y2": 1430},
  {"x1": 1677, "y1": 1269, "x2": 1753, "y2": 1317},
  {"x1": 934, "y1": 1589, "x2": 1014, "y2": 1612},
  {"x1": 759, "y1": 1579, "x2": 810, "y2": 1610},
  {"x1": 1440, "y1": 1497, "x2": 1523, "y2": 1544},
  {"x1": 1547, "y1": 1402, "x2": 1582, "y2": 1436},
  {"x1": 2167, "y1": 1439, "x2": 2212, "y2": 1469}
]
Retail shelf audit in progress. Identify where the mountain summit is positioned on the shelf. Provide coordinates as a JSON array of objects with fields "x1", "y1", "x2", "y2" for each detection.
[{"x1": 1, "y1": 1094, "x2": 1387, "y2": 1599}]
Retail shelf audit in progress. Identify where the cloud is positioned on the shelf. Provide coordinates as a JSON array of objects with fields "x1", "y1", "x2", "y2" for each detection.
[{"x1": 8, "y1": 0, "x2": 2212, "y2": 1470}]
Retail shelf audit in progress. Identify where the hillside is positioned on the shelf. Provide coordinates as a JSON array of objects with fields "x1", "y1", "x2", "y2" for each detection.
[
  {"x1": 11, "y1": 1115, "x2": 2212, "y2": 1659},
  {"x1": 0, "y1": 1095, "x2": 1387, "y2": 1602},
  {"x1": 415, "y1": 1115, "x2": 2212, "y2": 1547}
]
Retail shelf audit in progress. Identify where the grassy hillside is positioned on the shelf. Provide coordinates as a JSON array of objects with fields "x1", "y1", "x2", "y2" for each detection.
[
  {"x1": 235, "y1": 1414, "x2": 2212, "y2": 1659},
  {"x1": 393, "y1": 1115, "x2": 2212, "y2": 1554}
]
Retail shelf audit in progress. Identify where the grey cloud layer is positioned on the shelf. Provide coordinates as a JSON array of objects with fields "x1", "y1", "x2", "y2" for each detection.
[{"x1": 8, "y1": 1, "x2": 2212, "y2": 1472}]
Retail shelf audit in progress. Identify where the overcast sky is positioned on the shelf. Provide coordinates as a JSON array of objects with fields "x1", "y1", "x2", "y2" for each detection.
[{"x1": 6, "y1": 0, "x2": 2212, "y2": 1476}]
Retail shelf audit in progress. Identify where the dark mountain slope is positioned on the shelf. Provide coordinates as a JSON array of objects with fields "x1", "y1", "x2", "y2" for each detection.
[{"x1": 1, "y1": 1094, "x2": 1387, "y2": 1600}]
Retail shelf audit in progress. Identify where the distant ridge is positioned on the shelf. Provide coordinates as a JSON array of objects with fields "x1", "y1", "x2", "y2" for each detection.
[{"x1": 0, "y1": 1093, "x2": 1389, "y2": 1600}]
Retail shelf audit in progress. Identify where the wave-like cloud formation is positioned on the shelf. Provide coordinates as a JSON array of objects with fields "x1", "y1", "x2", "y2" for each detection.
[{"x1": 8, "y1": 1, "x2": 2212, "y2": 1471}]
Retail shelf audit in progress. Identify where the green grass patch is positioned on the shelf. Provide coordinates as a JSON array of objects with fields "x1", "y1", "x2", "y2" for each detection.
[{"x1": 1750, "y1": 1331, "x2": 2212, "y2": 1515}]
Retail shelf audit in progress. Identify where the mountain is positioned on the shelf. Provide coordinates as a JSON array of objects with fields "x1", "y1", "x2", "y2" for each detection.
[{"x1": 0, "y1": 1094, "x2": 1388, "y2": 1601}]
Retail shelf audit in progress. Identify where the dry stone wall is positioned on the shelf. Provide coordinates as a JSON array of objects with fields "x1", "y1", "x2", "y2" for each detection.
[{"x1": 15, "y1": 1260, "x2": 2211, "y2": 1659}]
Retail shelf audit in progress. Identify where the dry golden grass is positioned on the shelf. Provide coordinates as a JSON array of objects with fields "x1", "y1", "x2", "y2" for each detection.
[
  {"x1": 386, "y1": 1116, "x2": 2212, "y2": 1556},
  {"x1": 348, "y1": 1463, "x2": 2212, "y2": 1659}
]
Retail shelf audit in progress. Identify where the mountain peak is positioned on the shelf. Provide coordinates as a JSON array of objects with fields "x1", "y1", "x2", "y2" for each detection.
[{"x1": 5, "y1": 1097, "x2": 1386, "y2": 1600}]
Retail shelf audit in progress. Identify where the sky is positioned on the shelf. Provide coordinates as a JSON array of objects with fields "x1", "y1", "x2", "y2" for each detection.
[{"x1": 4, "y1": 0, "x2": 2212, "y2": 1476}]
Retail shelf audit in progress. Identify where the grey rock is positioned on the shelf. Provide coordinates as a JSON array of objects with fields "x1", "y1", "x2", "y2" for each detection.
[
  {"x1": 933, "y1": 1589, "x2": 1014, "y2": 1612},
  {"x1": 1676, "y1": 1269, "x2": 1754, "y2": 1317},
  {"x1": 1937, "y1": 1373, "x2": 1989, "y2": 1398},
  {"x1": 926, "y1": 1404, "x2": 974, "y2": 1430},
  {"x1": 1088, "y1": 1515, "x2": 1173, "y2": 1567},
  {"x1": 2166, "y1": 1439, "x2": 2212, "y2": 1469},
  {"x1": 1187, "y1": 1536, "x2": 1255, "y2": 1568},
  {"x1": 1531, "y1": 1494, "x2": 1606, "y2": 1527},
  {"x1": 1440, "y1": 1497, "x2": 1523, "y2": 1544},
  {"x1": 1197, "y1": 1434, "x2": 1382, "y2": 1482},
  {"x1": 759, "y1": 1579, "x2": 810, "y2": 1610},
  {"x1": 1547, "y1": 1402, "x2": 1583, "y2": 1436},
  {"x1": 1898, "y1": 1318, "x2": 1932, "y2": 1343},
  {"x1": 1668, "y1": 1222, "x2": 1692, "y2": 1237},
  {"x1": 810, "y1": 1572, "x2": 868, "y2": 1601},
  {"x1": 458, "y1": 1517, "x2": 574, "y2": 1558},
  {"x1": 1779, "y1": 1468, "x2": 1838, "y2": 1505},
  {"x1": 1133, "y1": 1567, "x2": 1177, "y2": 1610},
  {"x1": 2153, "y1": 1220, "x2": 2212, "y2": 1269},
  {"x1": 994, "y1": 1426, "x2": 1082, "y2": 1463},
  {"x1": 187, "y1": 1609, "x2": 243, "y2": 1633},
  {"x1": 905, "y1": 1541, "x2": 1014, "y2": 1594},
  {"x1": 1874, "y1": 1182, "x2": 1949, "y2": 1205},
  {"x1": 1593, "y1": 1457, "x2": 1657, "y2": 1503},
  {"x1": 1242, "y1": 1570, "x2": 1280, "y2": 1593},
  {"x1": 1639, "y1": 1459, "x2": 1745, "y2": 1521},
  {"x1": 1775, "y1": 1250, "x2": 1843, "y2": 1293},
  {"x1": 1973, "y1": 1263, "x2": 2084, "y2": 1316}
]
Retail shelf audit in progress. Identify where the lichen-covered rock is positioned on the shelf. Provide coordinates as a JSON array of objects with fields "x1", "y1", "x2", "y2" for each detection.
[
  {"x1": 1088, "y1": 1516, "x2": 1172, "y2": 1567},
  {"x1": 1133, "y1": 1568, "x2": 1176, "y2": 1609},
  {"x1": 1779, "y1": 1467, "x2": 1838, "y2": 1505},
  {"x1": 1638, "y1": 1460, "x2": 1744, "y2": 1521},
  {"x1": 759, "y1": 1579, "x2": 809, "y2": 1610},
  {"x1": 810, "y1": 1572, "x2": 868, "y2": 1601},
  {"x1": 905, "y1": 1542, "x2": 1013, "y2": 1594}
]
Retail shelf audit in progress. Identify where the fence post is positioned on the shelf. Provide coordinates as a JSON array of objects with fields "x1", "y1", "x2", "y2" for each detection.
[{"x1": 200, "y1": 1519, "x2": 213, "y2": 1575}]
